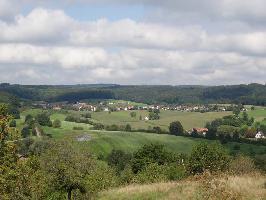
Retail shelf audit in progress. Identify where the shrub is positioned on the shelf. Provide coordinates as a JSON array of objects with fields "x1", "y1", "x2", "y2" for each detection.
[
  {"x1": 187, "y1": 143, "x2": 230, "y2": 174},
  {"x1": 132, "y1": 163, "x2": 168, "y2": 184},
  {"x1": 84, "y1": 161, "x2": 118, "y2": 195},
  {"x1": 73, "y1": 126, "x2": 84, "y2": 130},
  {"x1": 82, "y1": 112, "x2": 91, "y2": 118},
  {"x1": 105, "y1": 124, "x2": 119, "y2": 131},
  {"x1": 52, "y1": 119, "x2": 61, "y2": 128},
  {"x1": 36, "y1": 112, "x2": 52, "y2": 127},
  {"x1": 93, "y1": 123, "x2": 104, "y2": 130},
  {"x1": 152, "y1": 126, "x2": 162, "y2": 134},
  {"x1": 131, "y1": 143, "x2": 174, "y2": 173},
  {"x1": 229, "y1": 155, "x2": 256, "y2": 175},
  {"x1": 107, "y1": 150, "x2": 132, "y2": 173},
  {"x1": 9, "y1": 119, "x2": 16, "y2": 127},
  {"x1": 21, "y1": 126, "x2": 31, "y2": 138},
  {"x1": 132, "y1": 163, "x2": 186, "y2": 184},
  {"x1": 119, "y1": 165, "x2": 135, "y2": 184}
]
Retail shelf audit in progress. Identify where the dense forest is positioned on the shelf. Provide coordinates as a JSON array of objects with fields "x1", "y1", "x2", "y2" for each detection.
[{"x1": 0, "y1": 83, "x2": 266, "y2": 105}]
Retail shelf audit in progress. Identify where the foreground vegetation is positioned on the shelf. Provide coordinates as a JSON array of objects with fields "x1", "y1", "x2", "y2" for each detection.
[{"x1": 99, "y1": 173, "x2": 266, "y2": 200}]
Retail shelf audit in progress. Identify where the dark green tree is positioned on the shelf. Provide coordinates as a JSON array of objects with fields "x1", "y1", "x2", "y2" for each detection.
[
  {"x1": 169, "y1": 121, "x2": 184, "y2": 136},
  {"x1": 187, "y1": 143, "x2": 230, "y2": 174}
]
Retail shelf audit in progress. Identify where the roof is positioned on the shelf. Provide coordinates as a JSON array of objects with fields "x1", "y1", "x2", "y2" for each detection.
[{"x1": 193, "y1": 128, "x2": 208, "y2": 132}]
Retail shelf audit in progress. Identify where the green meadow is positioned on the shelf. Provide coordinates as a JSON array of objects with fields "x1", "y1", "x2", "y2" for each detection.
[
  {"x1": 91, "y1": 110, "x2": 232, "y2": 130},
  {"x1": 15, "y1": 107, "x2": 266, "y2": 157}
]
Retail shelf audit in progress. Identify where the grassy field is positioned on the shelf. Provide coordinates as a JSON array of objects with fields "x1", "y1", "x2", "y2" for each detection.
[
  {"x1": 98, "y1": 174, "x2": 266, "y2": 200},
  {"x1": 247, "y1": 108, "x2": 266, "y2": 124},
  {"x1": 16, "y1": 108, "x2": 266, "y2": 157},
  {"x1": 91, "y1": 110, "x2": 232, "y2": 130}
]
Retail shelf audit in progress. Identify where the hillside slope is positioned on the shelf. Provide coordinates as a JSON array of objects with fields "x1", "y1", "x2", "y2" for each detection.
[{"x1": 98, "y1": 174, "x2": 266, "y2": 200}]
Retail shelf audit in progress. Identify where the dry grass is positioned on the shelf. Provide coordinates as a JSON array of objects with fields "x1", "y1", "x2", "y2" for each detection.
[{"x1": 98, "y1": 173, "x2": 266, "y2": 200}]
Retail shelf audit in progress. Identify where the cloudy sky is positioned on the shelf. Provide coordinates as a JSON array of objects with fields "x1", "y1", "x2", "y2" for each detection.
[{"x1": 0, "y1": 0, "x2": 265, "y2": 85}]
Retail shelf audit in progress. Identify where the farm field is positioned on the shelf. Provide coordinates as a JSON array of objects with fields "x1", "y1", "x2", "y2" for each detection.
[
  {"x1": 91, "y1": 110, "x2": 232, "y2": 130},
  {"x1": 247, "y1": 108, "x2": 266, "y2": 124},
  {"x1": 15, "y1": 107, "x2": 266, "y2": 158}
]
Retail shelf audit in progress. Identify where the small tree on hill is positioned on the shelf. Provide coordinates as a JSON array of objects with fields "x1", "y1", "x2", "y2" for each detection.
[
  {"x1": 169, "y1": 121, "x2": 184, "y2": 136},
  {"x1": 187, "y1": 143, "x2": 230, "y2": 174},
  {"x1": 53, "y1": 119, "x2": 62, "y2": 128}
]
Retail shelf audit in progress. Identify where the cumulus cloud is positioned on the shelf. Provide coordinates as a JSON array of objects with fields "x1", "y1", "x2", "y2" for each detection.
[{"x1": 0, "y1": 1, "x2": 265, "y2": 85}]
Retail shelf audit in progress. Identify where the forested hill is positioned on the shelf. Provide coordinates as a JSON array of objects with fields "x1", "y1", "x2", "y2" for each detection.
[{"x1": 0, "y1": 83, "x2": 265, "y2": 105}]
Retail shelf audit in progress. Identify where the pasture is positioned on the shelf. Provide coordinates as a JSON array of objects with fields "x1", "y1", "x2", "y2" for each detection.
[
  {"x1": 15, "y1": 108, "x2": 266, "y2": 158},
  {"x1": 91, "y1": 110, "x2": 232, "y2": 130}
]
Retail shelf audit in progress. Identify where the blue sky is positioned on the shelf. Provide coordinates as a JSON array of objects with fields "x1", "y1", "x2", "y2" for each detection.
[{"x1": 0, "y1": 0, "x2": 265, "y2": 85}]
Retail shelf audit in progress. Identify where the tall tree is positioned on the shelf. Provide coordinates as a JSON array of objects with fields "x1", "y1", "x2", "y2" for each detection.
[{"x1": 169, "y1": 121, "x2": 184, "y2": 136}]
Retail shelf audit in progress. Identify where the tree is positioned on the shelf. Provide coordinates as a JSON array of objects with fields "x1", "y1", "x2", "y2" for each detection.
[
  {"x1": 187, "y1": 143, "x2": 230, "y2": 174},
  {"x1": 21, "y1": 126, "x2": 31, "y2": 138},
  {"x1": 148, "y1": 112, "x2": 160, "y2": 120},
  {"x1": 131, "y1": 143, "x2": 174, "y2": 173},
  {"x1": 52, "y1": 119, "x2": 61, "y2": 128},
  {"x1": 107, "y1": 150, "x2": 132, "y2": 173},
  {"x1": 152, "y1": 126, "x2": 162, "y2": 134},
  {"x1": 233, "y1": 107, "x2": 240, "y2": 116},
  {"x1": 9, "y1": 119, "x2": 16, "y2": 127},
  {"x1": 7, "y1": 106, "x2": 20, "y2": 119},
  {"x1": 36, "y1": 112, "x2": 52, "y2": 127},
  {"x1": 169, "y1": 121, "x2": 184, "y2": 136},
  {"x1": 25, "y1": 114, "x2": 33, "y2": 123},
  {"x1": 242, "y1": 111, "x2": 249, "y2": 122},
  {"x1": 38, "y1": 142, "x2": 94, "y2": 200},
  {"x1": 0, "y1": 104, "x2": 20, "y2": 198}
]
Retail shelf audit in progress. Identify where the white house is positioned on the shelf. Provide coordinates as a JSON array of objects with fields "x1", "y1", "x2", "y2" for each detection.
[
  {"x1": 255, "y1": 131, "x2": 265, "y2": 139},
  {"x1": 144, "y1": 116, "x2": 149, "y2": 121}
]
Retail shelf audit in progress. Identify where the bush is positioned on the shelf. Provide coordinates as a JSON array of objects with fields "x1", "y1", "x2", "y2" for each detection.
[
  {"x1": 9, "y1": 119, "x2": 16, "y2": 127},
  {"x1": 132, "y1": 163, "x2": 186, "y2": 184},
  {"x1": 73, "y1": 126, "x2": 84, "y2": 130},
  {"x1": 82, "y1": 112, "x2": 91, "y2": 118},
  {"x1": 131, "y1": 143, "x2": 175, "y2": 173},
  {"x1": 84, "y1": 161, "x2": 118, "y2": 195},
  {"x1": 21, "y1": 126, "x2": 31, "y2": 138},
  {"x1": 36, "y1": 112, "x2": 52, "y2": 127},
  {"x1": 229, "y1": 155, "x2": 256, "y2": 175},
  {"x1": 187, "y1": 143, "x2": 230, "y2": 174},
  {"x1": 105, "y1": 124, "x2": 119, "y2": 131},
  {"x1": 52, "y1": 119, "x2": 61, "y2": 128},
  {"x1": 107, "y1": 150, "x2": 132, "y2": 173},
  {"x1": 93, "y1": 123, "x2": 104, "y2": 130}
]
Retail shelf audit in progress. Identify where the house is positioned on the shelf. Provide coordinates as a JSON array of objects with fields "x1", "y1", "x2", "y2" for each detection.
[
  {"x1": 192, "y1": 128, "x2": 209, "y2": 136},
  {"x1": 255, "y1": 131, "x2": 265, "y2": 139},
  {"x1": 103, "y1": 107, "x2": 109, "y2": 112},
  {"x1": 144, "y1": 116, "x2": 149, "y2": 121},
  {"x1": 52, "y1": 106, "x2": 62, "y2": 110}
]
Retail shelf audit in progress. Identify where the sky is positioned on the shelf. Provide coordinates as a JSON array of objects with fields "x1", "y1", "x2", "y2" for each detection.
[{"x1": 0, "y1": 0, "x2": 265, "y2": 85}]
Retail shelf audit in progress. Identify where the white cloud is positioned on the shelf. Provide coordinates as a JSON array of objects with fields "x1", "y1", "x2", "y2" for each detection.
[{"x1": 0, "y1": 2, "x2": 265, "y2": 85}]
